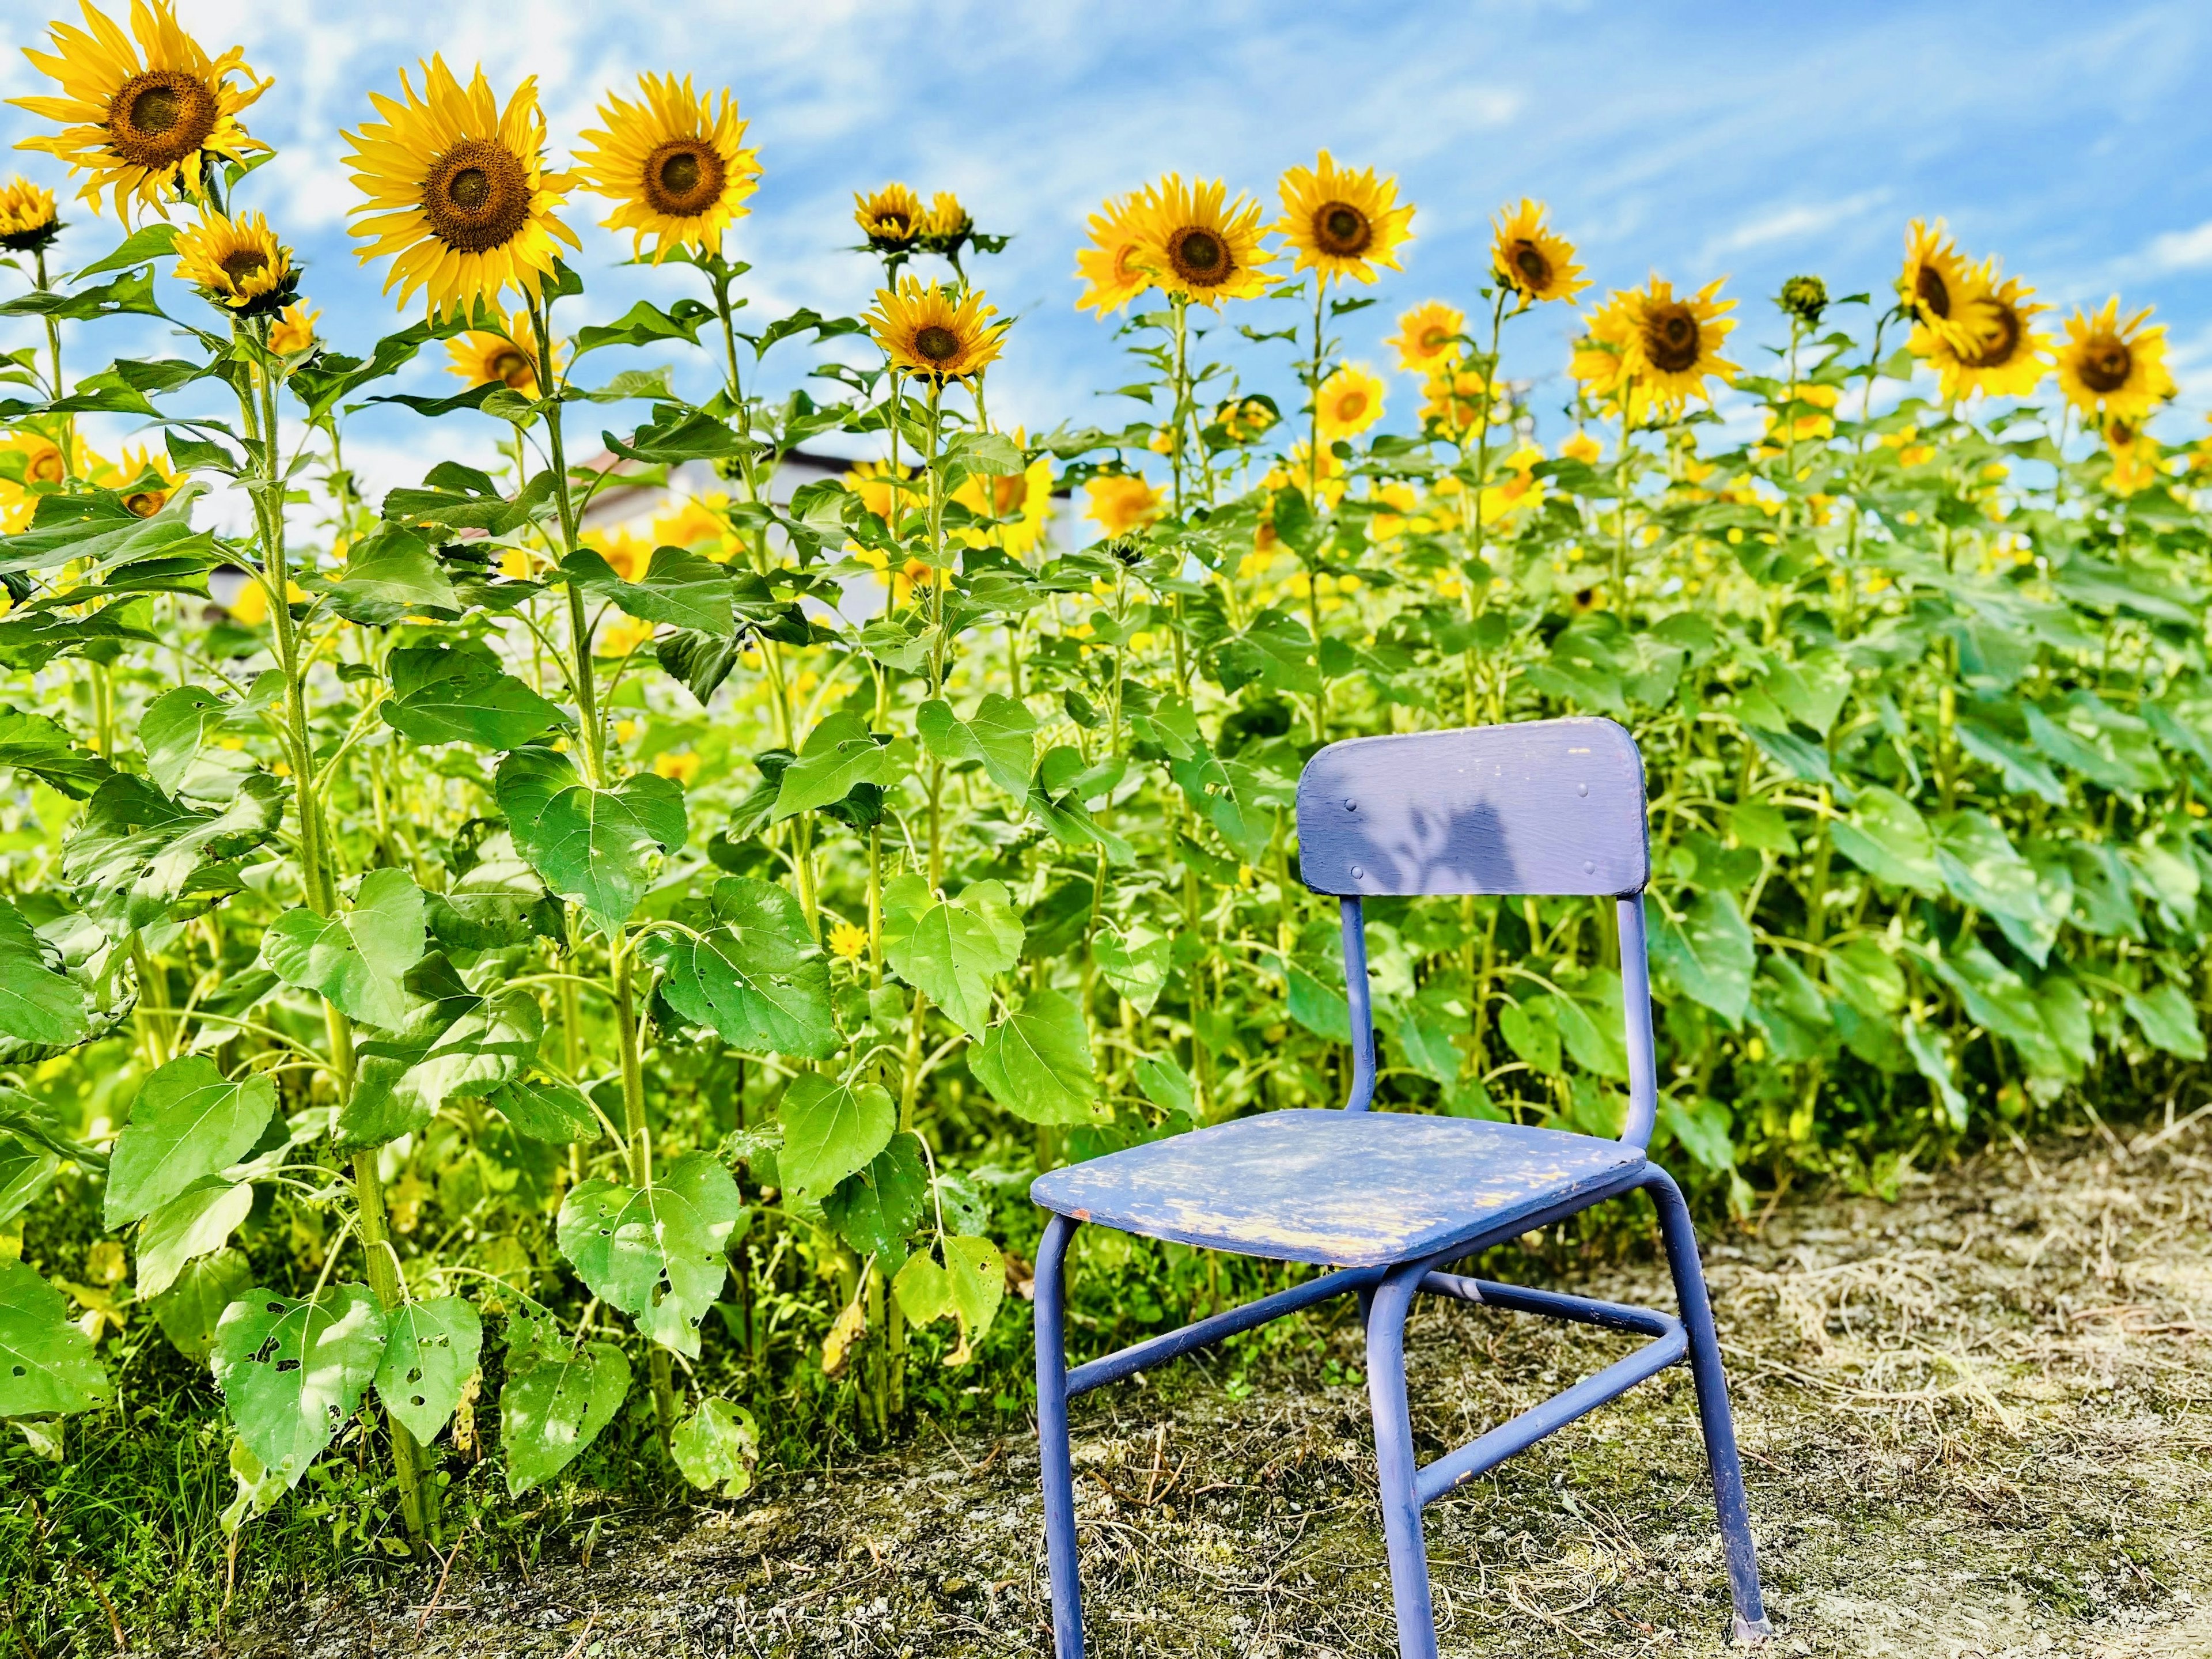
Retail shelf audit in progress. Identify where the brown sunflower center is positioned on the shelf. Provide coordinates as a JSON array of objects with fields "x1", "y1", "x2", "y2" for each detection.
[
  {"x1": 24, "y1": 448, "x2": 63, "y2": 486},
  {"x1": 991, "y1": 474, "x2": 1029, "y2": 516},
  {"x1": 1419, "y1": 326, "x2": 1450, "y2": 351},
  {"x1": 1915, "y1": 264, "x2": 1950, "y2": 320},
  {"x1": 123, "y1": 488, "x2": 167, "y2": 519},
  {"x1": 1508, "y1": 239, "x2": 1551, "y2": 290},
  {"x1": 491, "y1": 349, "x2": 535, "y2": 389},
  {"x1": 2078, "y1": 336, "x2": 2133, "y2": 395},
  {"x1": 1314, "y1": 200, "x2": 1372, "y2": 259},
  {"x1": 1335, "y1": 389, "x2": 1369, "y2": 422},
  {"x1": 1643, "y1": 303, "x2": 1703, "y2": 374},
  {"x1": 105, "y1": 69, "x2": 218, "y2": 171},
  {"x1": 1959, "y1": 301, "x2": 2023, "y2": 370},
  {"x1": 1167, "y1": 225, "x2": 1230, "y2": 287},
  {"x1": 422, "y1": 138, "x2": 534, "y2": 254},
  {"x1": 218, "y1": 247, "x2": 268, "y2": 286},
  {"x1": 912, "y1": 324, "x2": 963, "y2": 364},
  {"x1": 643, "y1": 138, "x2": 726, "y2": 218}
]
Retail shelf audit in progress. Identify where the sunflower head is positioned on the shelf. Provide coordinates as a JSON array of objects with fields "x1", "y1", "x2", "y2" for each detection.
[
  {"x1": 267, "y1": 301, "x2": 319, "y2": 357},
  {"x1": 446, "y1": 309, "x2": 552, "y2": 397},
  {"x1": 1275, "y1": 151, "x2": 1414, "y2": 287},
  {"x1": 97, "y1": 442, "x2": 179, "y2": 517},
  {"x1": 1778, "y1": 274, "x2": 1829, "y2": 327},
  {"x1": 172, "y1": 207, "x2": 296, "y2": 317},
  {"x1": 1073, "y1": 187, "x2": 1156, "y2": 318},
  {"x1": 1919, "y1": 261, "x2": 2049, "y2": 402},
  {"x1": 918, "y1": 191, "x2": 973, "y2": 257},
  {"x1": 1490, "y1": 198, "x2": 1586, "y2": 305},
  {"x1": 1898, "y1": 219, "x2": 1972, "y2": 343},
  {"x1": 854, "y1": 182, "x2": 923, "y2": 252},
  {"x1": 11, "y1": 0, "x2": 270, "y2": 222},
  {"x1": 1579, "y1": 276, "x2": 1738, "y2": 415},
  {"x1": 1387, "y1": 300, "x2": 1464, "y2": 374},
  {"x1": 1316, "y1": 364, "x2": 1385, "y2": 441},
  {"x1": 575, "y1": 73, "x2": 761, "y2": 263},
  {"x1": 1127, "y1": 174, "x2": 1272, "y2": 307},
  {"x1": 0, "y1": 177, "x2": 61, "y2": 253},
  {"x1": 2058, "y1": 297, "x2": 2173, "y2": 423},
  {"x1": 344, "y1": 58, "x2": 579, "y2": 321},
  {"x1": 863, "y1": 276, "x2": 1007, "y2": 381},
  {"x1": 1085, "y1": 472, "x2": 1164, "y2": 539}
]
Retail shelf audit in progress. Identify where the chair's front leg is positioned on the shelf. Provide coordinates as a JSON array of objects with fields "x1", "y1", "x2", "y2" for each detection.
[
  {"x1": 1035, "y1": 1212, "x2": 1085, "y2": 1658},
  {"x1": 1645, "y1": 1169, "x2": 1772, "y2": 1643},
  {"x1": 1366, "y1": 1260, "x2": 1438, "y2": 1659}
]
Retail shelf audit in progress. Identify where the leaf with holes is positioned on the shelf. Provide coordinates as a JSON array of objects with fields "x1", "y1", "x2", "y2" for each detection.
[
  {"x1": 211, "y1": 1284, "x2": 388, "y2": 1488},
  {"x1": 650, "y1": 877, "x2": 836, "y2": 1058},
  {"x1": 555, "y1": 1153, "x2": 741, "y2": 1357},
  {"x1": 104, "y1": 1055, "x2": 275, "y2": 1226},
  {"x1": 501, "y1": 1339, "x2": 630, "y2": 1495},
  {"x1": 262, "y1": 868, "x2": 426, "y2": 1030},
  {"x1": 772, "y1": 710, "x2": 903, "y2": 820},
  {"x1": 0, "y1": 1260, "x2": 112, "y2": 1418},
  {"x1": 775, "y1": 1073, "x2": 895, "y2": 1202},
  {"x1": 488, "y1": 1077, "x2": 599, "y2": 1143},
  {"x1": 892, "y1": 1236, "x2": 1005, "y2": 1366},
  {"x1": 509, "y1": 767, "x2": 687, "y2": 940},
  {"x1": 373, "y1": 1297, "x2": 483, "y2": 1445},
  {"x1": 822, "y1": 1132, "x2": 927, "y2": 1270},
  {"x1": 669, "y1": 1397, "x2": 760, "y2": 1498}
]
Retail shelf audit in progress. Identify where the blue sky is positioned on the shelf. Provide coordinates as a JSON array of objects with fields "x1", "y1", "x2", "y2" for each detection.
[{"x1": 5, "y1": 0, "x2": 2212, "y2": 499}]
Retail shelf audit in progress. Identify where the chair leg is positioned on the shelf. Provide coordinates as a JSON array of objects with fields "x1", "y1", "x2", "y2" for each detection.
[
  {"x1": 1035, "y1": 1213, "x2": 1084, "y2": 1658},
  {"x1": 1646, "y1": 1169, "x2": 1772, "y2": 1643},
  {"x1": 1365, "y1": 1263, "x2": 1438, "y2": 1659}
]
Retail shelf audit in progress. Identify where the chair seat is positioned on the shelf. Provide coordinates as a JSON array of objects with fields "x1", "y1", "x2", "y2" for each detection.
[{"x1": 1030, "y1": 1109, "x2": 1647, "y2": 1268}]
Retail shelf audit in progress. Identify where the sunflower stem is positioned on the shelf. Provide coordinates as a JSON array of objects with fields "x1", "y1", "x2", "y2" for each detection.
[{"x1": 528, "y1": 293, "x2": 607, "y2": 790}]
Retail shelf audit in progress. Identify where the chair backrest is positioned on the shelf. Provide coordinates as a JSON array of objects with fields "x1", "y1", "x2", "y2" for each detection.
[{"x1": 1294, "y1": 718, "x2": 1659, "y2": 1150}]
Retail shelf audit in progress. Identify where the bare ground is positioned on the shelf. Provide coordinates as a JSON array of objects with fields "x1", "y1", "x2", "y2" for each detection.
[{"x1": 204, "y1": 1117, "x2": 2212, "y2": 1659}]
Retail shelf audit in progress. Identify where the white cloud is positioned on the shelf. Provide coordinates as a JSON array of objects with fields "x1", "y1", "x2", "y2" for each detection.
[{"x1": 2145, "y1": 220, "x2": 2212, "y2": 272}]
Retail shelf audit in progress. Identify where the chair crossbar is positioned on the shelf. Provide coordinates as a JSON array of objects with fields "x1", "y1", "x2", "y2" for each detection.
[
  {"x1": 1420, "y1": 1272, "x2": 1677, "y2": 1338},
  {"x1": 1065, "y1": 1264, "x2": 1387, "y2": 1397}
]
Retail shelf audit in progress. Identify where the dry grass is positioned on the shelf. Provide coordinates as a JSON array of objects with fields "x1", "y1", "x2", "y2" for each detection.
[{"x1": 194, "y1": 1118, "x2": 2212, "y2": 1658}]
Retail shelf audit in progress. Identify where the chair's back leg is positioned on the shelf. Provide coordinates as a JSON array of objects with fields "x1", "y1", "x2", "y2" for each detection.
[
  {"x1": 1645, "y1": 1171, "x2": 1772, "y2": 1641},
  {"x1": 1035, "y1": 1213, "x2": 1085, "y2": 1657},
  {"x1": 1366, "y1": 1263, "x2": 1439, "y2": 1659}
]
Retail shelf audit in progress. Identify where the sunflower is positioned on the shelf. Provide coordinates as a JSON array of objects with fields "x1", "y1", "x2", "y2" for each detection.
[
  {"x1": 854, "y1": 182, "x2": 923, "y2": 252},
  {"x1": 1421, "y1": 363, "x2": 1501, "y2": 435},
  {"x1": 652, "y1": 493, "x2": 737, "y2": 561},
  {"x1": 953, "y1": 433, "x2": 1054, "y2": 556},
  {"x1": 1085, "y1": 473, "x2": 1164, "y2": 539},
  {"x1": 2056, "y1": 298, "x2": 2173, "y2": 424},
  {"x1": 2103, "y1": 418, "x2": 2161, "y2": 497},
  {"x1": 172, "y1": 207, "x2": 296, "y2": 316},
  {"x1": 1387, "y1": 300, "x2": 1464, "y2": 374},
  {"x1": 0, "y1": 179, "x2": 60, "y2": 253},
  {"x1": 267, "y1": 300, "x2": 319, "y2": 357},
  {"x1": 1074, "y1": 188, "x2": 1151, "y2": 317},
  {"x1": 0, "y1": 430, "x2": 74, "y2": 529},
  {"x1": 92, "y1": 442, "x2": 179, "y2": 516},
  {"x1": 863, "y1": 277, "x2": 1007, "y2": 381},
  {"x1": 828, "y1": 921, "x2": 869, "y2": 961},
  {"x1": 1579, "y1": 276, "x2": 1738, "y2": 414},
  {"x1": 918, "y1": 191, "x2": 972, "y2": 257},
  {"x1": 1315, "y1": 364, "x2": 1385, "y2": 440},
  {"x1": 1490, "y1": 198, "x2": 1586, "y2": 306},
  {"x1": 1126, "y1": 175, "x2": 1273, "y2": 306},
  {"x1": 575, "y1": 73, "x2": 760, "y2": 263},
  {"x1": 1899, "y1": 219, "x2": 1973, "y2": 346},
  {"x1": 1274, "y1": 150, "x2": 1414, "y2": 286},
  {"x1": 445, "y1": 309, "x2": 551, "y2": 396},
  {"x1": 343, "y1": 58, "x2": 579, "y2": 321},
  {"x1": 1922, "y1": 263, "x2": 2048, "y2": 402},
  {"x1": 582, "y1": 527, "x2": 653, "y2": 582},
  {"x1": 11, "y1": 0, "x2": 269, "y2": 222}
]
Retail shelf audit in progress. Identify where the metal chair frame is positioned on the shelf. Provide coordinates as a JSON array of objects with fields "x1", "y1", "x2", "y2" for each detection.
[{"x1": 1030, "y1": 718, "x2": 1773, "y2": 1655}]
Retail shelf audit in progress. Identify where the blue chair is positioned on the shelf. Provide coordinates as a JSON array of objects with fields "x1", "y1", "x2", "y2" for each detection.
[{"x1": 1030, "y1": 718, "x2": 1772, "y2": 1656}]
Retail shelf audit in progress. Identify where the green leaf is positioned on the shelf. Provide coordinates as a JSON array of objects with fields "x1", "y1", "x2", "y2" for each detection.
[
  {"x1": 382, "y1": 462, "x2": 553, "y2": 536},
  {"x1": 71, "y1": 223, "x2": 180, "y2": 281},
  {"x1": 262, "y1": 868, "x2": 427, "y2": 1029},
  {"x1": 1935, "y1": 811, "x2": 2058, "y2": 964},
  {"x1": 1902, "y1": 1017, "x2": 1969, "y2": 1131},
  {"x1": 104, "y1": 1056, "x2": 275, "y2": 1226},
  {"x1": 562, "y1": 543, "x2": 733, "y2": 637},
  {"x1": 211, "y1": 1284, "x2": 388, "y2": 1487},
  {"x1": 1498, "y1": 998, "x2": 1563, "y2": 1077},
  {"x1": 0, "y1": 705, "x2": 113, "y2": 798},
  {"x1": 137, "y1": 1178, "x2": 254, "y2": 1300},
  {"x1": 0, "y1": 1262, "x2": 111, "y2": 1418},
  {"x1": 915, "y1": 694, "x2": 1037, "y2": 796},
  {"x1": 571, "y1": 297, "x2": 714, "y2": 355},
  {"x1": 1660, "y1": 1097, "x2": 1736, "y2": 1171},
  {"x1": 1955, "y1": 717, "x2": 2066, "y2": 805},
  {"x1": 0, "y1": 899, "x2": 86, "y2": 1047},
  {"x1": 970, "y1": 990, "x2": 1099, "y2": 1125},
  {"x1": 488, "y1": 1077, "x2": 599, "y2": 1143},
  {"x1": 65, "y1": 771, "x2": 285, "y2": 932},
  {"x1": 1828, "y1": 786, "x2": 1942, "y2": 895},
  {"x1": 1825, "y1": 939, "x2": 1905, "y2": 1020},
  {"x1": 323, "y1": 524, "x2": 461, "y2": 626},
  {"x1": 499, "y1": 1340, "x2": 630, "y2": 1497},
  {"x1": 555, "y1": 1152, "x2": 740, "y2": 1356},
  {"x1": 344, "y1": 985, "x2": 543, "y2": 1143},
  {"x1": 775, "y1": 1073, "x2": 895, "y2": 1201},
  {"x1": 773, "y1": 711, "x2": 901, "y2": 820},
  {"x1": 1134, "y1": 1054, "x2": 1198, "y2": 1120},
  {"x1": 380, "y1": 642, "x2": 566, "y2": 751},
  {"x1": 823, "y1": 1132, "x2": 927, "y2": 1268},
  {"x1": 669, "y1": 1397, "x2": 759, "y2": 1498},
  {"x1": 0, "y1": 482, "x2": 206, "y2": 577},
  {"x1": 2122, "y1": 982, "x2": 2205, "y2": 1061},
  {"x1": 505, "y1": 764, "x2": 687, "y2": 940},
  {"x1": 0, "y1": 1137, "x2": 57, "y2": 1229},
  {"x1": 892, "y1": 1236, "x2": 1005, "y2": 1366},
  {"x1": 1649, "y1": 891, "x2": 1755, "y2": 1024},
  {"x1": 149, "y1": 1248, "x2": 253, "y2": 1362},
  {"x1": 880, "y1": 874, "x2": 1023, "y2": 1037},
  {"x1": 141, "y1": 685, "x2": 257, "y2": 802},
  {"x1": 1094, "y1": 925, "x2": 1170, "y2": 1015},
  {"x1": 650, "y1": 877, "x2": 836, "y2": 1058},
  {"x1": 374, "y1": 1297, "x2": 483, "y2": 1444}
]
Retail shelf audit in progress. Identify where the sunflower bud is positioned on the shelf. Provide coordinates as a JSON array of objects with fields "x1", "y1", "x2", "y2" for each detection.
[
  {"x1": 1778, "y1": 275, "x2": 1828, "y2": 327},
  {"x1": 0, "y1": 179, "x2": 60, "y2": 255}
]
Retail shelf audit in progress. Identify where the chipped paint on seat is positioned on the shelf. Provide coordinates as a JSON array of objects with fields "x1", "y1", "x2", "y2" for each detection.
[{"x1": 1029, "y1": 1109, "x2": 1646, "y2": 1268}]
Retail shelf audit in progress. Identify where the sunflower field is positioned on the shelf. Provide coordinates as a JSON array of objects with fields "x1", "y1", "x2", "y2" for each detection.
[{"x1": 0, "y1": 0, "x2": 2209, "y2": 1636}]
